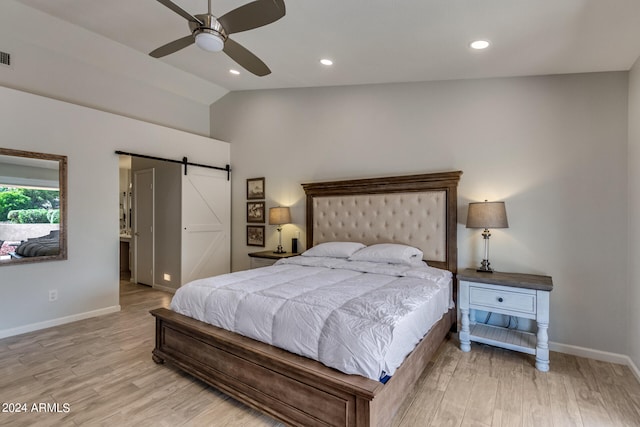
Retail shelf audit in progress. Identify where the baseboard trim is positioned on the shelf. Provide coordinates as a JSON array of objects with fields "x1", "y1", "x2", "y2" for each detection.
[
  {"x1": 0, "y1": 305, "x2": 121, "y2": 339},
  {"x1": 153, "y1": 283, "x2": 177, "y2": 294},
  {"x1": 550, "y1": 341, "x2": 629, "y2": 364},
  {"x1": 550, "y1": 341, "x2": 640, "y2": 382}
]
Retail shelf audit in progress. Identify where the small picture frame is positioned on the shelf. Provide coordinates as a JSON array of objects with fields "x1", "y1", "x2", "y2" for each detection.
[
  {"x1": 247, "y1": 201, "x2": 265, "y2": 223},
  {"x1": 247, "y1": 177, "x2": 265, "y2": 200},
  {"x1": 247, "y1": 225, "x2": 265, "y2": 247}
]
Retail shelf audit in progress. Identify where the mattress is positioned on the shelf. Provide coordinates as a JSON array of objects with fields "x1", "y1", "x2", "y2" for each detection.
[{"x1": 170, "y1": 256, "x2": 452, "y2": 381}]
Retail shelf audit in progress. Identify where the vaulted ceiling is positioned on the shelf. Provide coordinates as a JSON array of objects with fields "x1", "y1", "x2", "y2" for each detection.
[{"x1": 13, "y1": 0, "x2": 640, "y2": 93}]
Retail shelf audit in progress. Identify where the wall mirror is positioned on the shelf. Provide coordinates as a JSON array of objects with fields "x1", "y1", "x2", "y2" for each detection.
[{"x1": 0, "y1": 147, "x2": 67, "y2": 265}]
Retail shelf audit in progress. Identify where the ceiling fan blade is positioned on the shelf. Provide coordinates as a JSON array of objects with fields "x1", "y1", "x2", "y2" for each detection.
[
  {"x1": 218, "y1": 0, "x2": 285, "y2": 35},
  {"x1": 223, "y1": 38, "x2": 271, "y2": 76},
  {"x1": 156, "y1": 0, "x2": 202, "y2": 25},
  {"x1": 149, "y1": 35, "x2": 194, "y2": 58}
]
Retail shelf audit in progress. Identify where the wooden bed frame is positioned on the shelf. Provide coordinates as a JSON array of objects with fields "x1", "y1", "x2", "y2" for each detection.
[{"x1": 151, "y1": 171, "x2": 462, "y2": 427}]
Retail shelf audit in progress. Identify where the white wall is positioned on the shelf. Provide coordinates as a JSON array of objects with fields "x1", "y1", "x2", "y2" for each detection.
[
  {"x1": 212, "y1": 72, "x2": 629, "y2": 356},
  {"x1": 0, "y1": 0, "x2": 228, "y2": 136},
  {"x1": 0, "y1": 86, "x2": 229, "y2": 337},
  {"x1": 628, "y1": 58, "x2": 640, "y2": 372}
]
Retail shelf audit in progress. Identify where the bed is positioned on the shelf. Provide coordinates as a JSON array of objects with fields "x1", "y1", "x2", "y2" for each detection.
[{"x1": 151, "y1": 170, "x2": 462, "y2": 427}]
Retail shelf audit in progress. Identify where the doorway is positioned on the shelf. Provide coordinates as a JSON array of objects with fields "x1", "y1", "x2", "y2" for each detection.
[{"x1": 117, "y1": 154, "x2": 231, "y2": 292}]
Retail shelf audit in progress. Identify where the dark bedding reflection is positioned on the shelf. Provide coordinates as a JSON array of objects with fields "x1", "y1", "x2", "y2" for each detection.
[{"x1": 13, "y1": 230, "x2": 60, "y2": 258}]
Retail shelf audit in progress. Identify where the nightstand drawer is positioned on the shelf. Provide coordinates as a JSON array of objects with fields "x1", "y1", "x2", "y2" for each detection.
[{"x1": 469, "y1": 286, "x2": 536, "y2": 315}]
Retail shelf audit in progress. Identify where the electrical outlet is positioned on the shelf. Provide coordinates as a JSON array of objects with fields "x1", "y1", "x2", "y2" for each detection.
[
  {"x1": 49, "y1": 289, "x2": 58, "y2": 302},
  {"x1": 163, "y1": 273, "x2": 171, "y2": 282}
]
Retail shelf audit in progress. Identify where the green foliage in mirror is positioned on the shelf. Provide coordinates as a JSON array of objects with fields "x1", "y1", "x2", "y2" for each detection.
[{"x1": 0, "y1": 187, "x2": 60, "y2": 221}]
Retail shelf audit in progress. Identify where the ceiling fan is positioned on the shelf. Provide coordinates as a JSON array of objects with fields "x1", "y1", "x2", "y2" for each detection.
[{"x1": 149, "y1": 0, "x2": 286, "y2": 76}]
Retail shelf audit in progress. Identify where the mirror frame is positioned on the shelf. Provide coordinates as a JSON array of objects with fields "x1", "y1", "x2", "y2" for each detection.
[{"x1": 0, "y1": 147, "x2": 67, "y2": 266}]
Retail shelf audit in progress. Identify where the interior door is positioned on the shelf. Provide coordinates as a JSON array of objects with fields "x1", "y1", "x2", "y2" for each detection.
[
  {"x1": 134, "y1": 168, "x2": 154, "y2": 286},
  {"x1": 181, "y1": 166, "x2": 230, "y2": 285}
]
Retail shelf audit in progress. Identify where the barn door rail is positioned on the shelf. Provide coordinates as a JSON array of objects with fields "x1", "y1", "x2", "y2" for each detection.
[{"x1": 115, "y1": 150, "x2": 231, "y2": 180}]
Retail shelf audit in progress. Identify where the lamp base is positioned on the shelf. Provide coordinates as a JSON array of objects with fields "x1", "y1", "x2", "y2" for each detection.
[
  {"x1": 476, "y1": 259, "x2": 494, "y2": 273},
  {"x1": 273, "y1": 245, "x2": 286, "y2": 254}
]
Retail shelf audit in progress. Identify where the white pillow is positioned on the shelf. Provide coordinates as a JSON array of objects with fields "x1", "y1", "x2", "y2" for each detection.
[
  {"x1": 301, "y1": 242, "x2": 366, "y2": 258},
  {"x1": 348, "y1": 243, "x2": 424, "y2": 266}
]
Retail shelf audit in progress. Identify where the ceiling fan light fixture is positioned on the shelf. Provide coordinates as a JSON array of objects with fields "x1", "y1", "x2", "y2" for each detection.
[{"x1": 195, "y1": 30, "x2": 225, "y2": 52}]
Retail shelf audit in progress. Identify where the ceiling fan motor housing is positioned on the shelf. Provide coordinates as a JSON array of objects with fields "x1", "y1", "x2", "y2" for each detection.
[
  {"x1": 191, "y1": 14, "x2": 227, "y2": 39},
  {"x1": 191, "y1": 14, "x2": 227, "y2": 52}
]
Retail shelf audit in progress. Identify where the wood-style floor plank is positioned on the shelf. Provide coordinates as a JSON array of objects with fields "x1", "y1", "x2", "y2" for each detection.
[
  {"x1": 1, "y1": 281, "x2": 640, "y2": 427},
  {"x1": 547, "y1": 352, "x2": 583, "y2": 427}
]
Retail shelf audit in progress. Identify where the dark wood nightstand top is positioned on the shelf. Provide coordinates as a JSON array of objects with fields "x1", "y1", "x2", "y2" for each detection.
[
  {"x1": 458, "y1": 268, "x2": 553, "y2": 292},
  {"x1": 248, "y1": 250, "x2": 301, "y2": 260}
]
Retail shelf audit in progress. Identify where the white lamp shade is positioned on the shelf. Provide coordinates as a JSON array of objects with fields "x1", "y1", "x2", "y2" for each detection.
[
  {"x1": 195, "y1": 32, "x2": 224, "y2": 52},
  {"x1": 466, "y1": 201, "x2": 508, "y2": 229},
  {"x1": 269, "y1": 207, "x2": 291, "y2": 225}
]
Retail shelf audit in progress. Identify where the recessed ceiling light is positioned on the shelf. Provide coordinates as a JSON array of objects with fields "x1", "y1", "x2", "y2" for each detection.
[
  {"x1": 320, "y1": 59, "x2": 333, "y2": 66},
  {"x1": 470, "y1": 40, "x2": 490, "y2": 50},
  {"x1": 229, "y1": 69, "x2": 240, "y2": 75}
]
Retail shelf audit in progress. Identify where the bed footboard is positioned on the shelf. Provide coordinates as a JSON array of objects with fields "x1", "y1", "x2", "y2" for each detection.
[{"x1": 151, "y1": 307, "x2": 453, "y2": 427}]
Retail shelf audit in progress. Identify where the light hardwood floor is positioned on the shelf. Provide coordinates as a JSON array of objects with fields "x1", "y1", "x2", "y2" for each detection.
[{"x1": 1, "y1": 281, "x2": 640, "y2": 426}]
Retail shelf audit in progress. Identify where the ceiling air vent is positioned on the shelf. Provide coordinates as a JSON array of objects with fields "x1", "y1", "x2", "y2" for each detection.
[{"x1": 0, "y1": 51, "x2": 11, "y2": 67}]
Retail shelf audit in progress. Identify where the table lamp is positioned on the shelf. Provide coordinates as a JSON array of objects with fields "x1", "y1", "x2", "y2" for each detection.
[
  {"x1": 269, "y1": 206, "x2": 291, "y2": 254},
  {"x1": 466, "y1": 200, "x2": 509, "y2": 272}
]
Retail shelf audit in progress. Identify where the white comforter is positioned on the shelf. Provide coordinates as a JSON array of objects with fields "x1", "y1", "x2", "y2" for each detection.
[{"x1": 170, "y1": 256, "x2": 452, "y2": 380}]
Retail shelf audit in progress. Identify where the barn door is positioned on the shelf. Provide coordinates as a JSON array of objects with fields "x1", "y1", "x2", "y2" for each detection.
[{"x1": 181, "y1": 166, "x2": 230, "y2": 285}]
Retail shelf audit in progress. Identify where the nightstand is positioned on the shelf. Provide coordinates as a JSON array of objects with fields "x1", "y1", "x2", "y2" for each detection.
[
  {"x1": 458, "y1": 268, "x2": 553, "y2": 371},
  {"x1": 248, "y1": 250, "x2": 300, "y2": 269}
]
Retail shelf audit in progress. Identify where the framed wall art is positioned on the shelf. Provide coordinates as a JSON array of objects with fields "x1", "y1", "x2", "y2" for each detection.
[
  {"x1": 247, "y1": 177, "x2": 265, "y2": 200},
  {"x1": 247, "y1": 201, "x2": 265, "y2": 223},
  {"x1": 247, "y1": 225, "x2": 265, "y2": 247}
]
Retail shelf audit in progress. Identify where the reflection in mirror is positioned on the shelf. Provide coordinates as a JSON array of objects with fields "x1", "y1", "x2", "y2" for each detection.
[{"x1": 0, "y1": 148, "x2": 67, "y2": 265}]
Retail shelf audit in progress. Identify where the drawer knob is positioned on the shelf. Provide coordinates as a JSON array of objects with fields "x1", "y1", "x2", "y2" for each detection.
[{"x1": 497, "y1": 297, "x2": 504, "y2": 303}]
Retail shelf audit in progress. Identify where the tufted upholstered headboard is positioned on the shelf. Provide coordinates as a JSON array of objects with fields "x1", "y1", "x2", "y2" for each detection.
[{"x1": 301, "y1": 171, "x2": 462, "y2": 274}]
